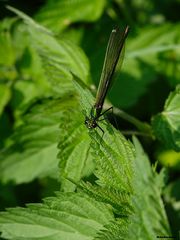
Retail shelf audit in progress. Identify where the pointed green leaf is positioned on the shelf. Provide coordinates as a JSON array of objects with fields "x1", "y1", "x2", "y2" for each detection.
[
  {"x1": 73, "y1": 78, "x2": 170, "y2": 238},
  {"x1": 7, "y1": 6, "x2": 90, "y2": 97},
  {"x1": 2, "y1": 7, "x2": 92, "y2": 187},
  {"x1": 0, "y1": 192, "x2": 114, "y2": 240},
  {"x1": 94, "y1": 137, "x2": 170, "y2": 239},
  {"x1": 57, "y1": 106, "x2": 94, "y2": 192},
  {"x1": 74, "y1": 75, "x2": 135, "y2": 220},
  {"x1": 152, "y1": 85, "x2": 180, "y2": 151},
  {"x1": 127, "y1": 136, "x2": 171, "y2": 239},
  {"x1": 0, "y1": 97, "x2": 78, "y2": 184}
]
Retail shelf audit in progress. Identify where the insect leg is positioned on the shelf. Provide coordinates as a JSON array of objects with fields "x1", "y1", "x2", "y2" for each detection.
[{"x1": 99, "y1": 106, "x2": 113, "y2": 117}]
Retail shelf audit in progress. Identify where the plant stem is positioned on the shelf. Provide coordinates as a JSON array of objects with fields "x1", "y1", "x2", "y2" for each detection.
[
  {"x1": 114, "y1": 107, "x2": 153, "y2": 137},
  {"x1": 121, "y1": 130, "x2": 152, "y2": 137},
  {"x1": 104, "y1": 103, "x2": 154, "y2": 137}
]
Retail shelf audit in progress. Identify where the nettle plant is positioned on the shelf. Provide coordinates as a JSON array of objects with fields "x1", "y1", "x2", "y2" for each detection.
[{"x1": 0, "y1": 5, "x2": 179, "y2": 240}]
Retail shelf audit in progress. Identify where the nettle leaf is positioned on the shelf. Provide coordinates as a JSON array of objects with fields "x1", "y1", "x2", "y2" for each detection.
[
  {"x1": 7, "y1": 6, "x2": 90, "y2": 97},
  {"x1": 127, "y1": 137, "x2": 170, "y2": 240},
  {"x1": 58, "y1": 106, "x2": 94, "y2": 192},
  {"x1": 56, "y1": 77, "x2": 98, "y2": 192},
  {"x1": 0, "y1": 192, "x2": 114, "y2": 240},
  {"x1": 11, "y1": 79, "x2": 48, "y2": 117},
  {"x1": 35, "y1": 0, "x2": 106, "y2": 32},
  {"x1": 73, "y1": 78, "x2": 170, "y2": 239},
  {"x1": 81, "y1": 127, "x2": 135, "y2": 213},
  {"x1": 0, "y1": 80, "x2": 171, "y2": 239},
  {"x1": 92, "y1": 137, "x2": 170, "y2": 240},
  {"x1": 38, "y1": 38, "x2": 89, "y2": 96},
  {"x1": 0, "y1": 96, "x2": 79, "y2": 184},
  {"x1": 73, "y1": 77, "x2": 135, "y2": 236},
  {"x1": 73, "y1": 77, "x2": 134, "y2": 199},
  {"x1": 3, "y1": 7, "x2": 92, "y2": 187},
  {"x1": 152, "y1": 85, "x2": 180, "y2": 151}
]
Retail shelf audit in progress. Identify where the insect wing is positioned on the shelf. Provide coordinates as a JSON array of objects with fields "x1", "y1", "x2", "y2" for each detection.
[{"x1": 95, "y1": 26, "x2": 129, "y2": 113}]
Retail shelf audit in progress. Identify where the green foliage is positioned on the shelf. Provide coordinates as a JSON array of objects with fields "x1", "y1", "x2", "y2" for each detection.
[
  {"x1": 128, "y1": 137, "x2": 170, "y2": 240},
  {"x1": 35, "y1": 0, "x2": 106, "y2": 32},
  {"x1": 91, "y1": 136, "x2": 170, "y2": 240},
  {"x1": 0, "y1": 1, "x2": 179, "y2": 239},
  {"x1": 57, "y1": 105, "x2": 93, "y2": 192},
  {"x1": 7, "y1": 6, "x2": 90, "y2": 95},
  {"x1": 0, "y1": 192, "x2": 114, "y2": 240},
  {"x1": 163, "y1": 179, "x2": 180, "y2": 238},
  {"x1": 74, "y1": 76, "x2": 134, "y2": 214},
  {"x1": 84, "y1": 23, "x2": 180, "y2": 109},
  {"x1": 72, "y1": 79, "x2": 170, "y2": 239},
  {"x1": 0, "y1": 8, "x2": 91, "y2": 186},
  {"x1": 0, "y1": 121, "x2": 170, "y2": 239},
  {"x1": 0, "y1": 97, "x2": 78, "y2": 184},
  {"x1": 152, "y1": 85, "x2": 180, "y2": 151}
]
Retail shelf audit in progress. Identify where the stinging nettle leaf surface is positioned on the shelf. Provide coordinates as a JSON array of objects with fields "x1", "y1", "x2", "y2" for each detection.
[
  {"x1": 152, "y1": 85, "x2": 180, "y2": 151},
  {"x1": 0, "y1": 97, "x2": 79, "y2": 184}
]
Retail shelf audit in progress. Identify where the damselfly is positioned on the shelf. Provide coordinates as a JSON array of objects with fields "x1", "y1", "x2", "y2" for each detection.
[{"x1": 85, "y1": 26, "x2": 129, "y2": 134}]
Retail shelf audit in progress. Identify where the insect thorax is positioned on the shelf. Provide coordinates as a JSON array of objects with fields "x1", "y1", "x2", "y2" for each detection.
[{"x1": 85, "y1": 117, "x2": 97, "y2": 129}]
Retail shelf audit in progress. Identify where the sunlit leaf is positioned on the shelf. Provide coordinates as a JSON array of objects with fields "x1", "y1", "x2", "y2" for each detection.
[
  {"x1": 35, "y1": 0, "x2": 106, "y2": 32},
  {"x1": 73, "y1": 77, "x2": 170, "y2": 239},
  {"x1": 57, "y1": 101, "x2": 94, "y2": 192},
  {"x1": 0, "y1": 97, "x2": 78, "y2": 184},
  {"x1": 152, "y1": 85, "x2": 180, "y2": 151},
  {"x1": 0, "y1": 192, "x2": 114, "y2": 240}
]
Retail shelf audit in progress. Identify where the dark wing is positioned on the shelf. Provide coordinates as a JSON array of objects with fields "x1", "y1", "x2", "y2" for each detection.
[{"x1": 94, "y1": 26, "x2": 129, "y2": 116}]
